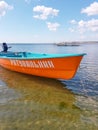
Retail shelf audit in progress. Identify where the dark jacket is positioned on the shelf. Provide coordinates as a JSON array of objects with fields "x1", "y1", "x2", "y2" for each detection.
[{"x1": 2, "y1": 43, "x2": 8, "y2": 52}]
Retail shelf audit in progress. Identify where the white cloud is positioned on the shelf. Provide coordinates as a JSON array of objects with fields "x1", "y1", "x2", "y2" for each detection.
[
  {"x1": 81, "y1": 2, "x2": 98, "y2": 16},
  {"x1": 25, "y1": 0, "x2": 41, "y2": 3},
  {"x1": 78, "y1": 19, "x2": 98, "y2": 32},
  {"x1": 46, "y1": 22, "x2": 60, "y2": 31},
  {"x1": 69, "y1": 28, "x2": 75, "y2": 32},
  {"x1": 69, "y1": 19, "x2": 98, "y2": 34},
  {"x1": 33, "y1": 5, "x2": 59, "y2": 20},
  {"x1": 25, "y1": 0, "x2": 31, "y2": 4},
  {"x1": 0, "y1": 1, "x2": 13, "y2": 17},
  {"x1": 70, "y1": 19, "x2": 77, "y2": 24}
]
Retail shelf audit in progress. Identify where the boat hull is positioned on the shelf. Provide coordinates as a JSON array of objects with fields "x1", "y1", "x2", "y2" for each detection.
[{"x1": 0, "y1": 53, "x2": 84, "y2": 79}]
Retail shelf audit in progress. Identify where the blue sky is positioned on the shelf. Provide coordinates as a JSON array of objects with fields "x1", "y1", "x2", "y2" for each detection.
[{"x1": 0, "y1": 0, "x2": 98, "y2": 43}]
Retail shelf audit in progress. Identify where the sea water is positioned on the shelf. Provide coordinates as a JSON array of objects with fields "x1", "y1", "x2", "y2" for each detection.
[{"x1": 0, "y1": 43, "x2": 98, "y2": 130}]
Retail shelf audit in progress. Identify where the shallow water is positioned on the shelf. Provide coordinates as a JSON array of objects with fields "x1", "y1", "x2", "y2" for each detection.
[{"x1": 0, "y1": 43, "x2": 98, "y2": 130}]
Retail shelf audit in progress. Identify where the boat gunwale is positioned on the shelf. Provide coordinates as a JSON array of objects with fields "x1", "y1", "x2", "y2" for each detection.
[{"x1": 0, "y1": 52, "x2": 86, "y2": 60}]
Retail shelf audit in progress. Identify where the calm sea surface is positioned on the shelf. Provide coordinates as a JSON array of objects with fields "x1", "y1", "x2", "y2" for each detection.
[{"x1": 0, "y1": 43, "x2": 98, "y2": 130}]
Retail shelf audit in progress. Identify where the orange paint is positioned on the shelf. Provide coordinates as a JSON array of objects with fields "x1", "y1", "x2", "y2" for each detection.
[{"x1": 0, "y1": 54, "x2": 84, "y2": 80}]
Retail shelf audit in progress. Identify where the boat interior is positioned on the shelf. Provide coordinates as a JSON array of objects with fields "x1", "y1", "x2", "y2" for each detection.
[{"x1": 0, "y1": 51, "x2": 86, "y2": 59}]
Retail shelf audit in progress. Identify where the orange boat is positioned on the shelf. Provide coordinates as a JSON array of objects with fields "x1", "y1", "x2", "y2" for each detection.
[{"x1": 0, "y1": 52, "x2": 86, "y2": 80}]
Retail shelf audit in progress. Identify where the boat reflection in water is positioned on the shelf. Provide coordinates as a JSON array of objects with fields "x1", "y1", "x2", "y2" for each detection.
[{"x1": 0, "y1": 67, "x2": 83, "y2": 130}]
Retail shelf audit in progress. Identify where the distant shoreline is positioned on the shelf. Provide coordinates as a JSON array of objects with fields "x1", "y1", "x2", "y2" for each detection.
[
  {"x1": 0, "y1": 41, "x2": 98, "y2": 45},
  {"x1": 55, "y1": 41, "x2": 98, "y2": 46}
]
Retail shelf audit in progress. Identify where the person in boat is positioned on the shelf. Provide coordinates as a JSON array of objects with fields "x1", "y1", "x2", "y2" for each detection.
[{"x1": 2, "y1": 42, "x2": 11, "y2": 52}]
